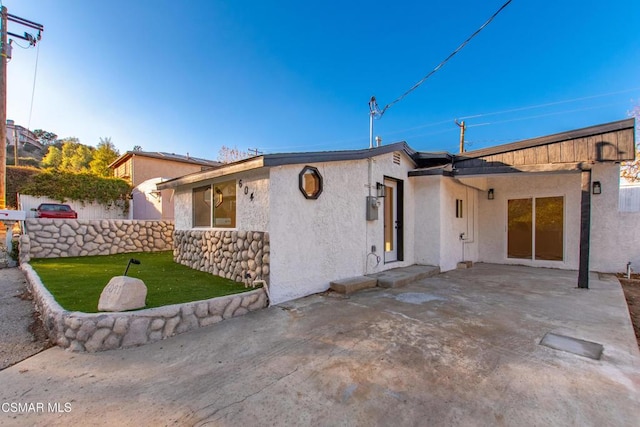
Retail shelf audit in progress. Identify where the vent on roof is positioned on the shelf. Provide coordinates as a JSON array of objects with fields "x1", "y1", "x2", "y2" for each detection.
[{"x1": 393, "y1": 152, "x2": 401, "y2": 165}]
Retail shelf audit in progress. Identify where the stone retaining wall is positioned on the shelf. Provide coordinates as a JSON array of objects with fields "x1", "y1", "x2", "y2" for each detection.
[
  {"x1": 21, "y1": 219, "x2": 174, "y2": 262},
  {"x1": 21, "y1": 263, "x2": 269, "y2": 352},
  {"x1": 174, "y1": 230, "x2": 269, "y2": 286}
]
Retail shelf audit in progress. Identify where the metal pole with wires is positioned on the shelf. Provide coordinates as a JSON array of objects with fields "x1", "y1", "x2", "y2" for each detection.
[
  {"x1": 0, "y1": 6, "x2": 7, "y2": 209},
  {"x1": 369, "y1": 96, "x2": 382, "y2": 149},
  {"x1": 0, "y1": 7, "x2": 43, "y2": 209},
  {"x1": 366, "y1": 0, "x2": 512, "y2": 149}
]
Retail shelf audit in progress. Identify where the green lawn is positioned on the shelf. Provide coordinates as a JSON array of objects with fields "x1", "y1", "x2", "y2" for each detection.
[{"x1": 29, "y1": 251, "x2": 251, "y2": 313}]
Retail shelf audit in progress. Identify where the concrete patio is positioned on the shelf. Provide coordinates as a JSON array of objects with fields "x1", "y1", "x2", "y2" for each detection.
[{"x1": 0, "y1": 263, "x2": 638, "y2": 426}]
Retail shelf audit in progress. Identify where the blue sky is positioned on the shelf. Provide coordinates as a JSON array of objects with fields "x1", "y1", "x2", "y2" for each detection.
[{"x1": 4, "y1": 0, "x2": 640, "y2": 159}]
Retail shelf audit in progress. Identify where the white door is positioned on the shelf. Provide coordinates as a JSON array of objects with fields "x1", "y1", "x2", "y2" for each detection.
[{"x1": 384, "y1": 179, "x2": 398, "y2": 262}]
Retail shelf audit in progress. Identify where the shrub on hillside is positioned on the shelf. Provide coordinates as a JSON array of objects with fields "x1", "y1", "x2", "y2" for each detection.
[{"x1": 6, "y1": 166, "x2": 40, "y2": 208}]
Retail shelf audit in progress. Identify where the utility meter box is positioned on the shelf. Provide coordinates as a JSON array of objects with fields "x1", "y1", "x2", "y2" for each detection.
[{"x1": 366, "y1": 196, "x2": 378, "y2": 221}]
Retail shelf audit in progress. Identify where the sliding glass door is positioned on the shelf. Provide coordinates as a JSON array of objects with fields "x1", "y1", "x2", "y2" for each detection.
[{"x1": 508, "y1": 196, "x2": 563, "y2": 261}]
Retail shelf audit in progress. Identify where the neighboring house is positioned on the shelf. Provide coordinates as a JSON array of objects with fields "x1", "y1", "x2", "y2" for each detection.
[
  {"x1": 6, "y1": 120, "x2": 43, "y2": 152},
  {"x1": 158, "y1": 118, "x2": 637, "y2": 304},
  {"x1": 109, "y1": 151, "x2": 221, "y2": 220}
]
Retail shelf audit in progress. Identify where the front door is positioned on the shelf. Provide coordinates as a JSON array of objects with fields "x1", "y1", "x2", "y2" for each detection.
[{"x1": 384, "y1": 179, "x2": 399, "y2": 263}]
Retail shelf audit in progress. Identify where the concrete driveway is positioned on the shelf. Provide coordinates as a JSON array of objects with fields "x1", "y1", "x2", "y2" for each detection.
[{"x1": 1, "y1": 264, "x2": 639, "y2": 426}]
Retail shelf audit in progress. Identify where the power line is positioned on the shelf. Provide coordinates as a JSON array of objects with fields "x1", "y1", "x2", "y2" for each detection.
[
  {"x1": 371, "y1": 0, "x2": 513, "y2": 118},
  {"x1": 27, "y1": 42, "x2": 40, "y2": 131},
  {"x1": 379, "y1": 87, "x2": 640, "y2": 138},
  {"x1": 458, "y1": 86, "x2": 640, "y2": 121},
  {"x1": 9, "y1": 39, "x2": 30, "y2": 49},
  {"x1": 466, "y1": 102, "x2": 626, "y2": 128}
]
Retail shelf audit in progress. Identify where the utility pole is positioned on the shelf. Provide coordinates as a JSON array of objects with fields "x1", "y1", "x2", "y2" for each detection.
[
  {"x1": 0, "y1": 6, "x2": 7, "y2": 209},
  {"x1": 455, "y1": 119, "x2": 466, "y2": 153},
  {"x1": 247, "y1": 148, "x2": 263, "y2": 156},
  {"x1": 0, "y1": 8, "x2": 43, "y2": 209},
  {"x1": 13, "y1": 124, "x2": 18, "y2": 166}
]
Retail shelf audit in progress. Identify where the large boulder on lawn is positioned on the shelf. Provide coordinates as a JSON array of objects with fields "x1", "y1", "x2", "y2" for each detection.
[{"x1": 98, "y1": 276, "x2": 147, "y2": 312}]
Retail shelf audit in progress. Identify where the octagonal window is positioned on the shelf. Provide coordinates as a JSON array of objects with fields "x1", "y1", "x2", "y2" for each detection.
[{"x1": 299, "y1": 166, "x2": 323, "y2": 199}]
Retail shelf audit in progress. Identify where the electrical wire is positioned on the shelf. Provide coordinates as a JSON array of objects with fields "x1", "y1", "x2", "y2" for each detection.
[
  {"x1": 27, "y1": 42, "x2": 40, "y2": 131},
  {"x1": 373, "y1": 0, "x2": 513, "y2": 117},
  {"x1": 458, "y1": 86, "x2": 640, "y2": 120},
  {"x1": 10, "y1": 39, "x2": 31, "y2": 49},
  {"x1": 379, "y1": 87, "x2": 640, "y2": 139},
  {"x1": 466, "y1": 102, "x2": 625, "y2": 128}
]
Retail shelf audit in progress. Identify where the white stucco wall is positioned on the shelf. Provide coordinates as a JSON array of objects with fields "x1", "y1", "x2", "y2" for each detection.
[
  {"x1": 268, "y1": 152, "x2": 417, "y2": 304},
  {"x1": 477, "y1": 172, "x2": 582, "y2": 269},
  {"x1": 365, "y1": 152, "x2": 417, "y2": 273},
  {"x1": 268, "y1": 161, "x2": 367, "y2": 303},
  {"x1": 439, "y1": 178, "x2": 480, "y2": 271},
  {"x1": 236, "y1": 170, "x2": 270, "y2": 231},
  {"x1": 413, "y1": 175, "x2": 480, "y2": 272},
  {"x1": 173, "y1": 189, "x2": 191, "y2": 230},
  {"x1": 591, "y1": 163, "x2": 640, "y2": 273},
  {"x1": 171, "y1": 169, "x2": 270, "y2": 232},
  {"x1": 413, "y1": 176, "x2": 441, "y2": 266}
]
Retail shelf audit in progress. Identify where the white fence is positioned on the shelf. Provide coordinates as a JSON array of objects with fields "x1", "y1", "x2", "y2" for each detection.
[
  {"x1": 18, "y1": 194, "x2": 128, "y2": 220},
  {"x1": 619, "y1": 186, "x2": 640, "y2": 212}
]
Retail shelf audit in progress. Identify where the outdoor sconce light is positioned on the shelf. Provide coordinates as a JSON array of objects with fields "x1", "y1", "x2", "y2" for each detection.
[
  {"x1": 592, "y1": 181, "x2": 602, "y2": 195},
  {"x1": 376, "y1": 182, "x2": 386, "y2": 198},
  {"x1": 488, "y1": 188, "x2": 495, "y2": 200}
]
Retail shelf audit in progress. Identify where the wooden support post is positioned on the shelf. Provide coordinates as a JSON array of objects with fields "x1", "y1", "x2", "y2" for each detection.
[{"x1": 578, "y1": 169, "x2": 591, "y2": 289}]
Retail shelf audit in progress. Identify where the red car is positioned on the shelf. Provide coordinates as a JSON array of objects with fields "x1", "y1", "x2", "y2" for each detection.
[{"x1": 33, "y1": 203, "x2": 78, "y2": 219}]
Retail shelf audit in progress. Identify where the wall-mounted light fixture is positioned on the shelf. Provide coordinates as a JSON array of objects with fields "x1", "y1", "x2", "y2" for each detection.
[
  {"x1": 488, "y1": 188, "x2": 495, "y2": 200},
  {"x1": 592, "y1": 181, "x2": 602, "y2": 195},
  {"x1": 376, "y1": 182, "x2": 386, "y2": 198}
]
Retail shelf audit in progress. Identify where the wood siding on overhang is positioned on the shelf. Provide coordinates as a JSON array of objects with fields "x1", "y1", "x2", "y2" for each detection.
[{"x1": 454, "y1": 120, "x2": 635, "y2": 171}]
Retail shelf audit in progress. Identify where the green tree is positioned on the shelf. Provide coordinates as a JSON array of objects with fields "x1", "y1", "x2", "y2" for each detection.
[
  {"x1": 90, "y1": 137, "x2": 120, "y2": 177},
  {"x1": 32, "y1": 129, "x2": 58, "y2": 146},
  {"x1": 41, "y1": 146, "x2": 62, "y2": 169},
  {"x1": 59, "y1": 140, "x2": 93, "y2": 173}
]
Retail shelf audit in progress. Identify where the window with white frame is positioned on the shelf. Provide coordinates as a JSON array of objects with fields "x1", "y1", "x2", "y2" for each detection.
[{"x1": 193, "y1": 180, "x2": 236, "y2": 228}]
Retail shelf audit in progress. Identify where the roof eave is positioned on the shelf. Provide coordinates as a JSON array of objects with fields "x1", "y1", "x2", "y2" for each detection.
[
  {"x1": 455, "y1": 118, "x2": 635, "y2": 161},
  {"x1": 157, "y1": 157, "x2": 266, "y2": 189}
]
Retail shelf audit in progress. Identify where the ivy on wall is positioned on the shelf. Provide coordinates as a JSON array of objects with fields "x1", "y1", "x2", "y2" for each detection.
[
  {"x1": 18, "y1": 171, "x2": 132, "y2": 212},
  {"x1": 6, "y1": 166, "x2": 40, "y2": 208}
]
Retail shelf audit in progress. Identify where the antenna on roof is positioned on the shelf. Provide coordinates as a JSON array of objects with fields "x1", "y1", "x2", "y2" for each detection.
[{"x1": 369, "y1": 97, "x2": 382, "y2": 149}]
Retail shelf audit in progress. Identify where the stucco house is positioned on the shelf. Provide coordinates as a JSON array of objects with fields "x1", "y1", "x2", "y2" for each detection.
[
  {"x1": 109, "y1": 151, "x2": 221, "y2": 220},
  {"x1": 158, "y1": 118, "x2": 637, "y2": 304}
]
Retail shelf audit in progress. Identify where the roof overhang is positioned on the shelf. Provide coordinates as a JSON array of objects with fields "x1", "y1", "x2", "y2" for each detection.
[
  {"x1": 158, "y1": 141, "x2": 424, "y2": 190},
  {"x1": 455, "y1": 118, "x2": 634, "y2": 162},
  {"x1": 157, "y1": 157, "x2": 265, "y2": 190},
  {"x1": 452, "y1": 162, "x2": 589, "y2": 176}
]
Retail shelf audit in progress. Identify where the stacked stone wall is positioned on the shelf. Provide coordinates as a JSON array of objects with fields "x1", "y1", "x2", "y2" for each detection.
[
  {"x1": 173, "y1": 230, "x2": 269, "y2": 286},
  {"x1": 21, "y1": 219, "x2": 174, "y2": 262},
  {"x1": 21, "y1": 264, "x2": 268, "y2": 352}
]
